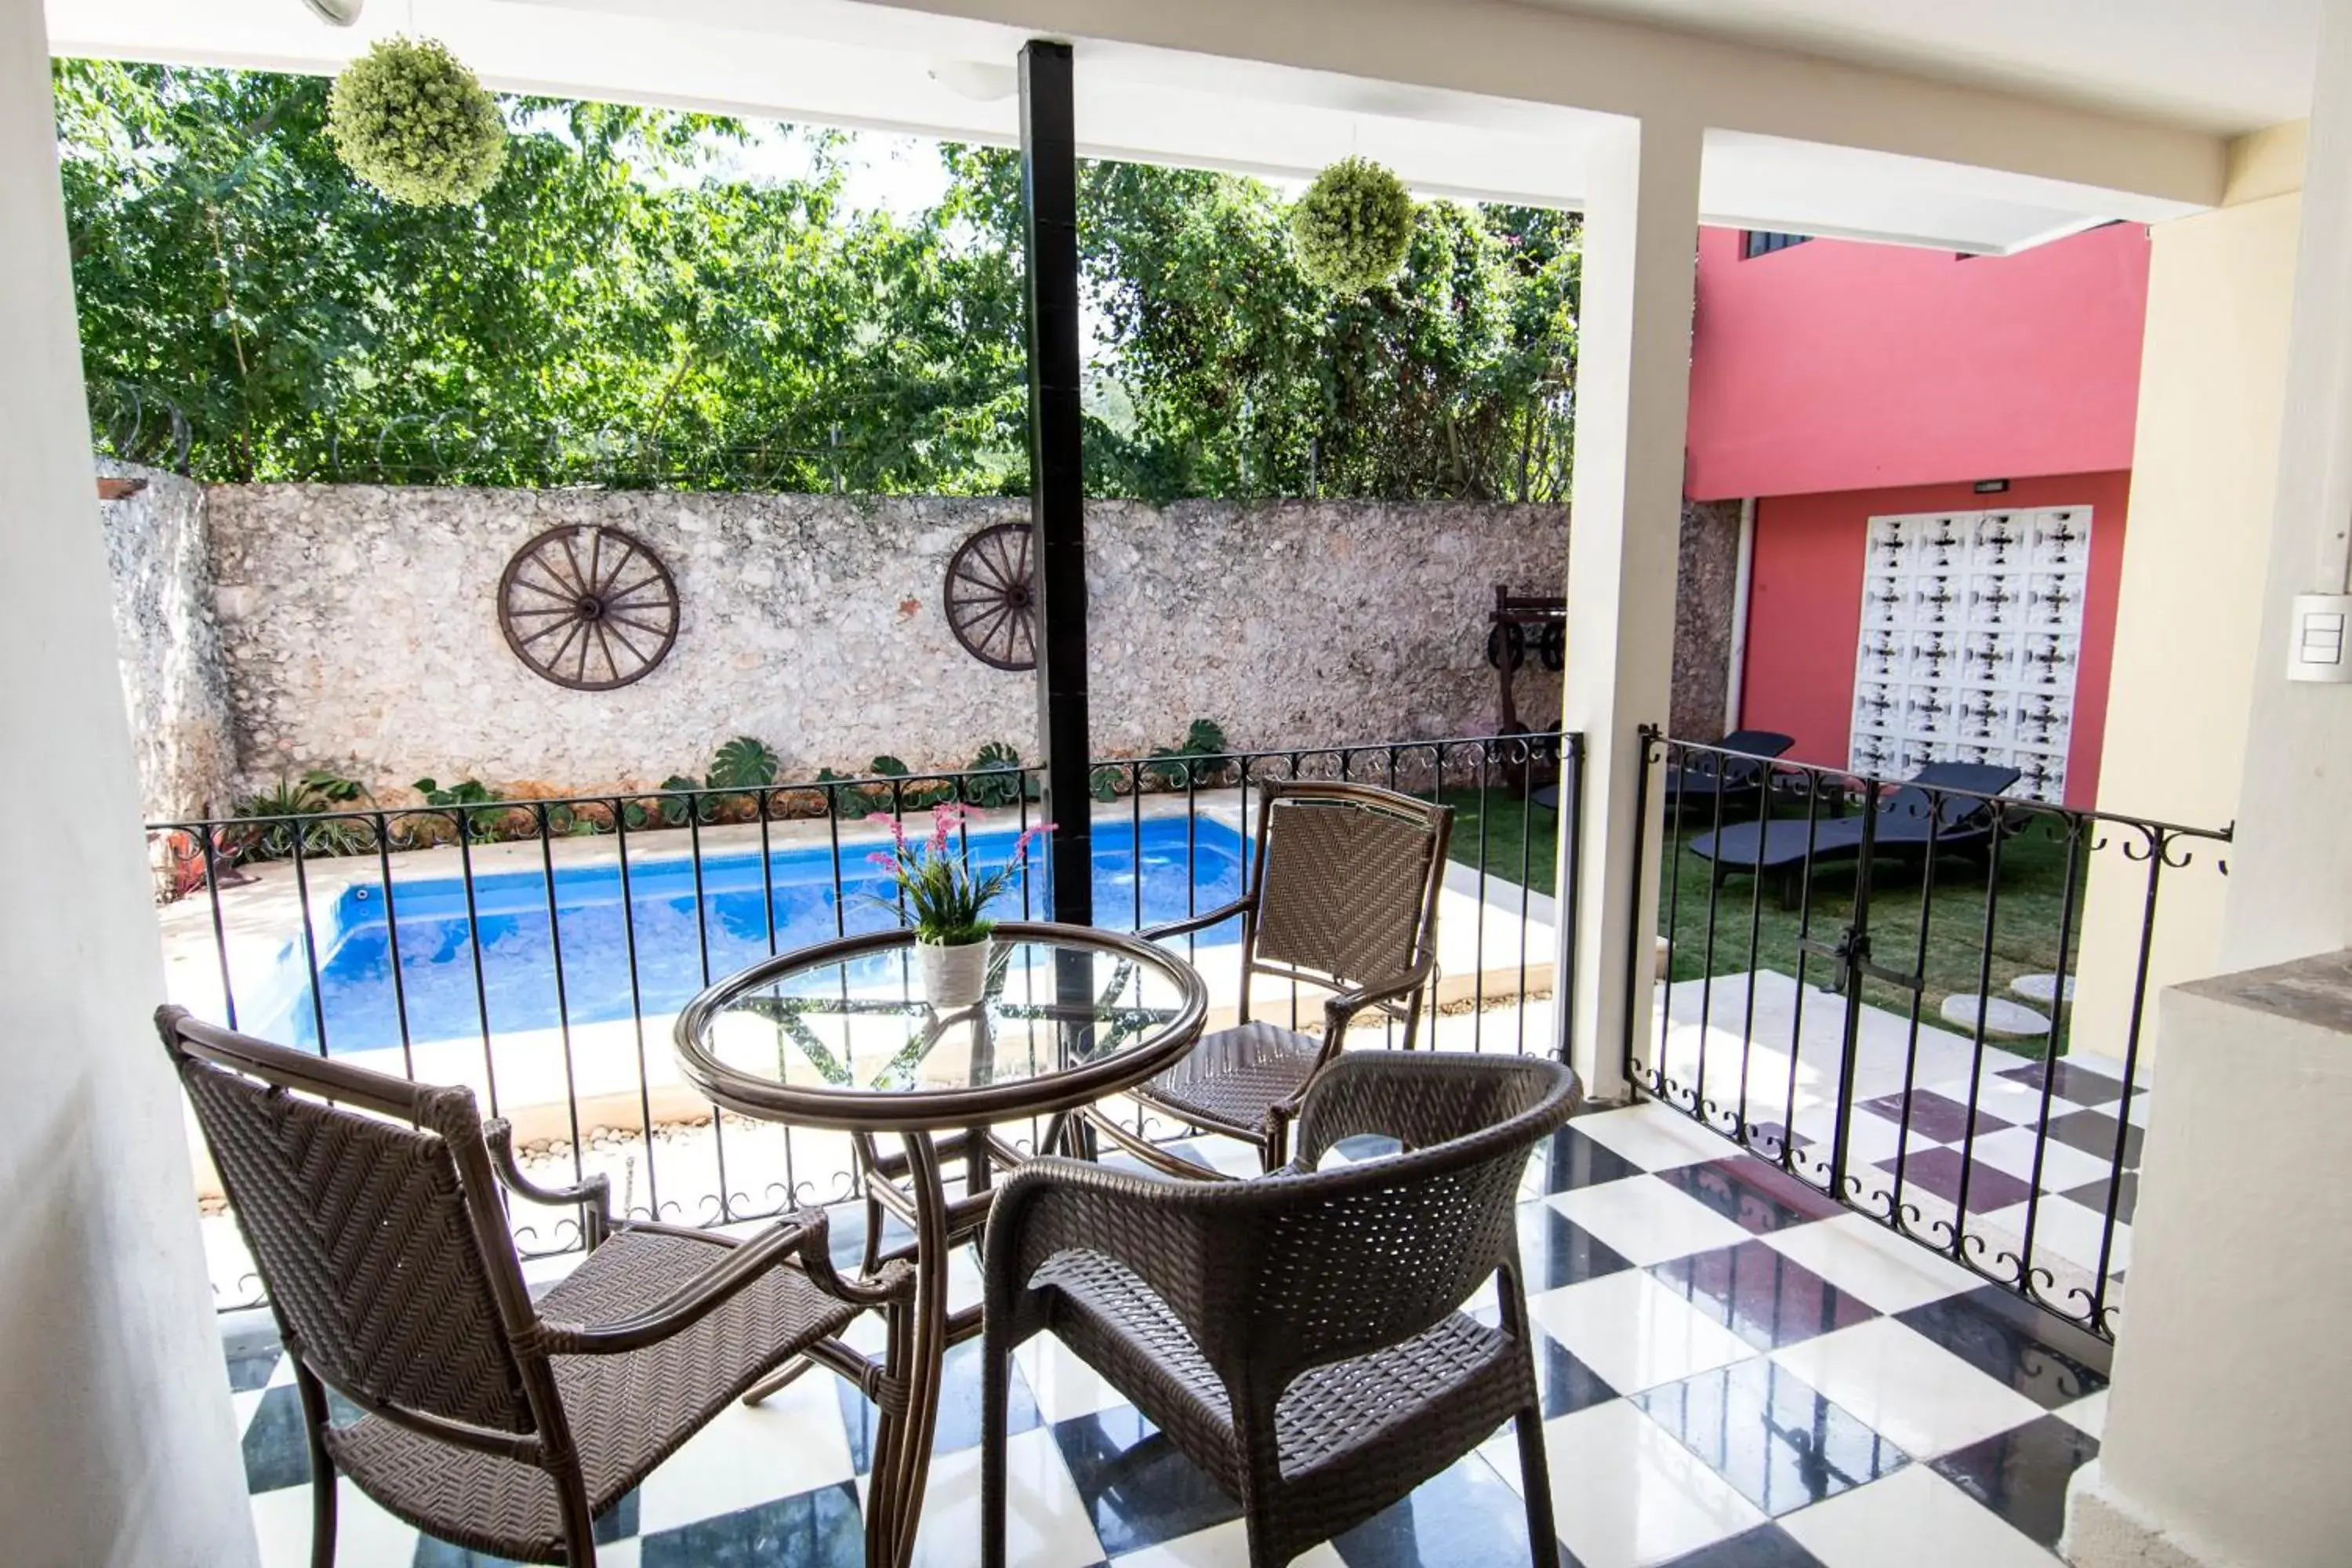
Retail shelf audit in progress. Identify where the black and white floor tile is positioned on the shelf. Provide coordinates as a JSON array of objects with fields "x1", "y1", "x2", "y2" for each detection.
[
  {"x1": 1651, "y1": 972, "x2": 2147, "y2": 1314},
  {"x1": 225, "y1": 1102, "x2": 2109, "y2": 1567}
]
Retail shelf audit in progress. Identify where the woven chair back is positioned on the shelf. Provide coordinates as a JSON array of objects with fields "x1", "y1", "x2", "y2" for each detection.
[
  {"x1": 1214, "y1": 1054, "x2": 1573, "y2": 1387},
  {"x1": 174, "y1": 1040, "x2": 535, "y2": 1435},
  {"x1": 1250, "y1": 788, "x2": 1444, "y2": 988}
]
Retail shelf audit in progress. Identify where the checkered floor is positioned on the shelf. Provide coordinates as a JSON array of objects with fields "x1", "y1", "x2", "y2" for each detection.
[
  {"x1": 1654, "y1": 971, "x2": 2146, "y2": 1317},
  {"x1": 224, "y1": 1100, "x2": 2110, "y2": 1567}
]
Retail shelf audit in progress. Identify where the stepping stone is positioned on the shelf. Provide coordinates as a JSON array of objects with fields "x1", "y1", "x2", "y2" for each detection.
[
  {"x1": 1941, "y1": 993, "x2": 2051, "y2": 1038},
  {"x1": 2012, "y1": 973, "x2": 2077, "y2": 1005}
]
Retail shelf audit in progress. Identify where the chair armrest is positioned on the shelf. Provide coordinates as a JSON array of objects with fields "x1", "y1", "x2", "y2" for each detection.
[
  {"x1": 485, "y1": 1118, "x2": 613, "y2": 1247},
  {"x1": 1140, "y1": 895, "x2": 1253, "y2": 943},
  {"x1": 1319, "y1": 956, "x2": 1437, "y2": 1040},
  {"x1": 1235, "y1": 962, "x2": 1440, "y2": 1156},
  {"x1": 536, "y1": 1210, "x2": 912, "y2": 1356},
  {"x1": 984, "y1": 1156, "x2": 1237, "y2": 1357}
]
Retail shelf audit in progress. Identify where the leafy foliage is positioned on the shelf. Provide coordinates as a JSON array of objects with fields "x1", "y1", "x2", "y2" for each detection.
[
  {"x1": 58, "y1": 62, "x2": 1025, "y2": 488},
  {"x1": 963, "y1": 740, "x2": 1033, "y2": 808},
  {"x1": 1142, "y1": 717, "x2": 1232, "y2": 788},
  {"x1": 864, "y1": 805, "x2": 1047, "y2": 944},
  {"x1": 328, "y1": 38, "x2": 507, "y2": 206},
  {"x1": 57, "y1": 62, "x2": 1577, "y2": 503},
  {"x1": 811, "y1": 766, "x2": 870, "y2": 819},
  {"x1": 1288, "y1": 157, "x2": 1414, "y2": 295},
  {"x1": 229, "y1": 769, "x2": 377, "y2": 860},
  {"x1": 412, "y1": 775, "x2": 514, "y2": 840},
  {"x1": 707, "y1": 735, "x2": 782, "y2": 789}
]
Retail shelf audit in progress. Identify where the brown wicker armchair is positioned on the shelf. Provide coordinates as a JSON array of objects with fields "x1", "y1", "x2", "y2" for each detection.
[
  {"x1": 158, "y1": 1006, "x2": 914, "y2": 1568},
  {"x1": 1086, "y1": 781, "x2": 1452, "y2": 1174},
  {"x1": 983, "y1": 1051, "x2": 1579, "y2": 1568}
]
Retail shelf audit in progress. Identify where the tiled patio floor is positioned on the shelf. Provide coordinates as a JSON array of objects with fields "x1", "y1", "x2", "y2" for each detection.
[
  {"x1": 1652, "y1": 970, "x2": 2142, "y2": 1322},
  {"x1": 223, "y1": 1101, "x2": 2108, "y2": 1567}
]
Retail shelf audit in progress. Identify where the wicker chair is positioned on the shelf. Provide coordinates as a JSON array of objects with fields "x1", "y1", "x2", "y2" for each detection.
[
  {"x1": 983, "y1": 1051, "x2": 1579, "y2": 1568},
  {"x1": 1086, "y1": 781, "x2": 1453, "y2": 1174},
  {"x1": 159, "y1": 1006, "x2": 914, "y2": 1568}
]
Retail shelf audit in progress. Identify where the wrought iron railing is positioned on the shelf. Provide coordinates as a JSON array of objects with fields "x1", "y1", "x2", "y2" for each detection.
[
  {"x1": 1625, "y1": 728, "x2": 2229, "y2": 1342},
  {"x1": 154, "y1": 731, "x2": 1580, "y2": 1311}
]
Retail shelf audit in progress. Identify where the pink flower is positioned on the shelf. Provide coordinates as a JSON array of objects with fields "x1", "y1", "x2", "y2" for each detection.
[
  {"x1": 927, "y1": 804, "x2": 956, "y2": 855},
  {"x1": 1011, "y1": 822, "x2": 1057, "y2": 862},
  {"x1": 866, "y1": 851, "x2": 899, "y2": 870},
  {"x1": 864, "y1": 810, "x2": 909, "y2": 855}
]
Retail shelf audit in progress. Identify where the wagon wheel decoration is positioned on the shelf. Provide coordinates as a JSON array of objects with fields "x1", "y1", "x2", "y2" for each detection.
[
  {"x1": 943, "y1": 521, "x2": 1036, "y2": 671},
  {"x1": 497, "y1": 525, "x2": 680, "y2": 690}
]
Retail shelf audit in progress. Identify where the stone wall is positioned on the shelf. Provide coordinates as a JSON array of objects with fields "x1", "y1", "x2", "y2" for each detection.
[
  {"x1": 201, "y1": 486, "x2": 1570, "y2": 794},
  {"x1": 98, "y1": 460, "x2": 234, "y2": 818},
  {"x1": 1671, "y1": 498, "x2": 1744, "y2": 742}
]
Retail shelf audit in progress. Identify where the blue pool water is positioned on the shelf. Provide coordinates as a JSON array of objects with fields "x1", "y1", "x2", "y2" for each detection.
[{"x1": 251, "y1": 818, "x2": 1247, "y2": 1054}]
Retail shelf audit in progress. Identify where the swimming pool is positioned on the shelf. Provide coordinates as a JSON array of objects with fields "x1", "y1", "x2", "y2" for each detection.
[{"x1": 249, "y1": 816, "x2": 1248, "y2": 1054}]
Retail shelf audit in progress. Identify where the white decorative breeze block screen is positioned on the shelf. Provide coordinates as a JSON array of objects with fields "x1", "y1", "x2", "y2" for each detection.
[{"x1": 1849, "y1": 506, "x2": 2091, "y2": 802}]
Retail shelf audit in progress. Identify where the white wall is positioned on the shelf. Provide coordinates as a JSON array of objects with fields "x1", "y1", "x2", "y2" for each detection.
[
  {"x1": 2066, "y1": 953, "x2": 2352, "y2": 1567},
  {"x1": 2072, "y1": 141, "x2": 2303, "y2": 1065},
  {"x1": 2221, "y1": 0, "x2": 2352, "y2": 971},
  {"x1": 0, "y1": 1, "x2": 257, "y2": 1560}
]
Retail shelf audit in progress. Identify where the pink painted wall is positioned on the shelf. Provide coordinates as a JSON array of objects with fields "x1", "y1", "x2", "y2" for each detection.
[
  {"x1": 1686, "y1": 224, "x2": 2150, "y2": 502},
  {"x1": 1739, "y1": 472, "x2": 2131, "y2": 809}
]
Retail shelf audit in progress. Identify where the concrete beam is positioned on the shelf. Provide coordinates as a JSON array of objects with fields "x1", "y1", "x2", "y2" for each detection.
[{"x1": 856, "y1": 0, "x2": 2226, "y2": 208}]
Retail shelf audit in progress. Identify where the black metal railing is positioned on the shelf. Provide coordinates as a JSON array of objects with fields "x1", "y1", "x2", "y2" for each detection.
[
  {"x1": 155, "y1": 730, "x2": 1581, "y2": 1311},
  {"x1": 1625, "y1": 728, "x2": 2228, "y2": 1342}
]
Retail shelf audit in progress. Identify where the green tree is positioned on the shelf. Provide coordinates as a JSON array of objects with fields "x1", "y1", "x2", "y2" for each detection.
[
  {"x1": 57, "y1": 60, "x2": 1576, "y2": 502},
  {"x1": 946, "y1": 145, "x2": 1579, "y2": 502},
  {"x1": 57, "y1": 60, "x2": 1027, "y2": 490}
]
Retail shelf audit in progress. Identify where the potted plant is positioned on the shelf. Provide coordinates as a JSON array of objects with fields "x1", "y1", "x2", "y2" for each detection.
[{"x1": 866, "y1": 804, "x2": 1051, "y2": 1009}]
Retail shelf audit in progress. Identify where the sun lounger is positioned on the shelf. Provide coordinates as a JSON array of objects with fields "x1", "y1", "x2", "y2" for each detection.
[{"x1": 1689, "y1": 760, "x2": 2024, "y2": 899}]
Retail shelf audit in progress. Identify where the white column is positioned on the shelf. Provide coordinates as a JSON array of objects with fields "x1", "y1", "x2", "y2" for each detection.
[
  {"x1": 2063, "y1": 953, "x2": 2352, "y2": 1568},
  {"x1": 1558, "y1": 114, "x2": 1703, "y2": 1099},
  {"x1": 0, "y1": 3, "x2": 258, "y2": 1562},
  {"x1": 2218, "y1": 0, "x2": 2352, "y2": 972}
]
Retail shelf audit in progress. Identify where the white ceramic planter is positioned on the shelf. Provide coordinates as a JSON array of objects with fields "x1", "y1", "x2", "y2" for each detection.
[{"x1": 916, "y1": 935, "x2": 993, "y2": 1009}]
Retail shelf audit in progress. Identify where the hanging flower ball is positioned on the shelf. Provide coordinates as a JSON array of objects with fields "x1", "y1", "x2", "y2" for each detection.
[
  {"x1": 1289, "y1": 157, "x2": 1417, "y2": 295},
  {"x1": 328, "y1": 37, "x2": 508, "y2": 207}
]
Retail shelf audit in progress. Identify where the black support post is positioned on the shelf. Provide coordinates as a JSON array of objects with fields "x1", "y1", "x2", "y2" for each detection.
[{"x1": 1020, "y1": 39, "x2": 1091, "y2": 925}]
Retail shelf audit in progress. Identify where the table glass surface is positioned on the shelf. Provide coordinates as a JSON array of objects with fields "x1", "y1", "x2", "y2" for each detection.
[{"x1": 695, "y1": 934, "x2": 1195, "y2": 1097}]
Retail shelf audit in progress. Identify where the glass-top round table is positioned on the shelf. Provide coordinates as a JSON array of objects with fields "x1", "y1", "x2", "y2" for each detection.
[
  {"x1": 673, "y1": 922, "x2": 1207, "y2": 1567},
  {"x1": 674, "y1": 921, "x2": 1208, "y2": 1131}
]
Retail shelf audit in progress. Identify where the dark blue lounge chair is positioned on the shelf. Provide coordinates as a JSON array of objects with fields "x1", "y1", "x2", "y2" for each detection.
[
  {"x1": 1661, "y1": 729, "x2": 1797, "y2": 815},
  {"x1": 1690, "y1": 760, "x2": 2024, "y2": 900},
  {"x1": 1531, "y1": 729, "x2": 1795, "y2": 815}
]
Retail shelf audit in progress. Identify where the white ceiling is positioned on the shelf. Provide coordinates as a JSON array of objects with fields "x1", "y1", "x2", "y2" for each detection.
[
  {"x1": 1514, "y1": 0, "x2": 2322, "y2": 136},
  {"x1": 45, "y1": 0, "x2": 2222, "y2": 252}
]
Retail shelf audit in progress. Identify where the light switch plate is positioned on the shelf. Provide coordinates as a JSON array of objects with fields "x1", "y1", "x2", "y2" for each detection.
[{"x1": 2288, "y1": 593, "x2": 2352, "y2": 682}]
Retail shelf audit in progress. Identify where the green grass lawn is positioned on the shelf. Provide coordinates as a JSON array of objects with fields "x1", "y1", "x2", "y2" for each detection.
[
  {"x1": 1440, "y1": 786, "x2": 1561, "y2": 898},
  {"x1": 1441, "y1": 787, "x2": 2079, "y2": 1055}
]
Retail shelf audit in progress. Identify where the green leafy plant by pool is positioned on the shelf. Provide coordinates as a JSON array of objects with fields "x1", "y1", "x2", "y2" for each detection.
[
  {"x1": 1143, "y1": 718, "x2": 1232, "y2": 789},
  {"x1": 868, "y1": 753, "x2": 953, "y2": 810},
  {"x1": 630, "y1": 738, "x2": 787, "y2": 828},
  {"x1": 708, "y1": 735, "x2": 782, "y2": 790},
  {"x1": 328, "y1": 37, "x2": 508, "y2": 207},
  {"x1": 230, "y1": 768, "x2": 377, "y2": 860},
  {"x1": 964, "y1": 741, "x2": 1035, "y2": 808},
  {"x1": 413, "y1": 776, "x2": 514, "y2": 841}
]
